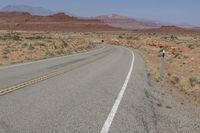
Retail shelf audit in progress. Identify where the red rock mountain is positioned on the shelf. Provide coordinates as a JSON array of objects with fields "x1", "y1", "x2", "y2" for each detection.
[{"x1": 0, "y1": 12, "x2": 120, "y2": 31}]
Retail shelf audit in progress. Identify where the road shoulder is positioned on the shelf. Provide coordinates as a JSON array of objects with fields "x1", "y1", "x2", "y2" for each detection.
[{"x1": 109, "y1": 48, "x2": 200, "y2": 133}]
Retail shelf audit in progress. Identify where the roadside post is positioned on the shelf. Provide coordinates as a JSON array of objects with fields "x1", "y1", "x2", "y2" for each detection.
[
  {"x1": 28, "y1": 43, "x2": 34, "y2": 61},
  {"x1": 160, "y1": 47, "x2": 165, "y2": 78}
]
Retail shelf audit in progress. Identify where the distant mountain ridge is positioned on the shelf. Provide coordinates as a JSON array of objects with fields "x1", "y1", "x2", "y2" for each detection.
[
  {"x1": 95, "y1": 13, "x2": 161, "y2": 29},
  {"x1": 0, "y1": 5, "x2": 55, "y2": 16},
  {"x1": 0, "y1": 12, "x2": 120, "y2": 31},
  {"x1": 0, "y1": 5, "x2": 198, "y2": 30}
]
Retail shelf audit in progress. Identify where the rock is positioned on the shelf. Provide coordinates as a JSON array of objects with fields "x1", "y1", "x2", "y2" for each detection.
[
  {"x1": 183, "y1": 55, "x2": 189, "y2": 58},
  {"x1": 189, "y1": 76, "x2": 200, "y2": 87},
  {"x1": 171, "y1": 75, "x2": 180, "y2": 85},
  {"x1": 183, "y1": 60, "x2": 188, "y2": 64}
]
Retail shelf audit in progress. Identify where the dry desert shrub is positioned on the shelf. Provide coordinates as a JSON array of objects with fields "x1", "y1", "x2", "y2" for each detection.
[
  {"x1": 0, "y1": 31, "x2": 100, "y2": 66},
  {"x1": 179, "y1": 77, "x2": 191, "y2": 91}
]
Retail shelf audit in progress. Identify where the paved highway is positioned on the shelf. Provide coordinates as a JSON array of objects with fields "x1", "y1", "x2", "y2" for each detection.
[{"x1": 0, "y1": 45, "x2": 157, "y2": 133}]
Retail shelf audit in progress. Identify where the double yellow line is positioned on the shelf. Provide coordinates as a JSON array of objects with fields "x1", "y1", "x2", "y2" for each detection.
[{"x1": 0, "y1": 51, "x2": 110, "y2": 96}]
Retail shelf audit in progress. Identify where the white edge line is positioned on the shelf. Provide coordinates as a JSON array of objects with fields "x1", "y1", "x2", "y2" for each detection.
[
  {"x1": 0, "y1": 46, "x2": 106, "y2": 70},
  {"x1": 100, "y1": 48, "x2": 134, "y2": 133}
]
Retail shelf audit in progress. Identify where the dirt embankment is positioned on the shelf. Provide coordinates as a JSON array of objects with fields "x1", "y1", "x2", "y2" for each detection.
[{"x1": 136, "y1": 25, "x2": 200, "y2": 34}]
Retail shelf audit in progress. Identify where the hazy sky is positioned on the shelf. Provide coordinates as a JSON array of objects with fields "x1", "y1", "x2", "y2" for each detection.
[{"x1": 0, "y1": 0, "x2": 200, "y2": 26}]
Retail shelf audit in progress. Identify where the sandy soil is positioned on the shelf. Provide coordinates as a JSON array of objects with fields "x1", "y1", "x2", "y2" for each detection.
[{"x1": 0, "y1": 31, "x2": 102, "y2": 66}]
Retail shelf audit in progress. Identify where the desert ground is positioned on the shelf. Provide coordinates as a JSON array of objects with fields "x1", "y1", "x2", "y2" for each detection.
[
  {"x1": 0, "y1": 31, "x2": 102, "y2": 65},
  {"x1": 0, "y1": 30, "x2": 199, "y2": 104},
  {"x1": 106, "y1": 31, "x2": 200, "y2": 104}
]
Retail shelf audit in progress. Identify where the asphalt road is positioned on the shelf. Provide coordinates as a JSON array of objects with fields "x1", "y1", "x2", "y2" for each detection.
[{"x1": 0, "y1": 45, "x2": 158, "y2": 133}]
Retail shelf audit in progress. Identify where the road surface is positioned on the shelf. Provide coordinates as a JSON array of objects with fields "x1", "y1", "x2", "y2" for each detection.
[{"x1": 0, "y1": 45, "x2": 158, "y2": 133}]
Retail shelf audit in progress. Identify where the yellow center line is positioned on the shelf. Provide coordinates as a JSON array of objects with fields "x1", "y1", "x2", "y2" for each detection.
[{"x1": 0, "y1": 52, "x2": 110, "y2": 96}]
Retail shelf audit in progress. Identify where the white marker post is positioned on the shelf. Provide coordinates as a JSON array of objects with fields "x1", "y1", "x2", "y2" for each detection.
[
  {"x1": 160, "y1": 49, "x2": 165, "y2": 78},
  {"x1": 28, "y1": 43, "x2": 34, "y2": 61}
]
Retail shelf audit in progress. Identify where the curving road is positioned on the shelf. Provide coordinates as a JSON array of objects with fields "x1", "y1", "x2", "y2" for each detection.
[{"x1": 0, "y1": 45, "x2": 157, "y2": 133}]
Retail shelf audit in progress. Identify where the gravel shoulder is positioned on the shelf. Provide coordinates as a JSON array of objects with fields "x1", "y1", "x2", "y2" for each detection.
[
  {"x1": 109, "y1": 48, "x2": 200, "y2": 133},
  {"x1": 148, "y1": 79, "x2": 200, "y2": 133},
  {"x1": 134, "y1": 49, "x2": 200, "y2": 133}
]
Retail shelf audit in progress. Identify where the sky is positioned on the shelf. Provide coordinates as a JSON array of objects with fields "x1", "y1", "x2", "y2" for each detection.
[{"x1": 0, "y1": 0, "x2": 200, "y2": 26}]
